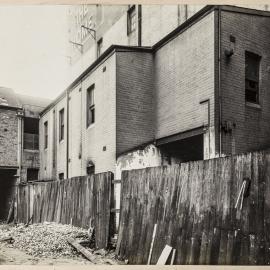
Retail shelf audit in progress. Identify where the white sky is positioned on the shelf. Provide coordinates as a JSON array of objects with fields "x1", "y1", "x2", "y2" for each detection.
[{"x1": 0, "y1": 5, "x2": 71, "y2": 100}]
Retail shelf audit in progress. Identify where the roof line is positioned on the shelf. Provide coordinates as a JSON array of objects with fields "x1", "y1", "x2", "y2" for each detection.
[
  {"x1": 0, "y1": 104, "x2": 22, "y2": 111},
  {"x1": 40, "y1": 7, "x2": 215, "y2": 116},
  {"x1": 40, "y1": 45, "x2": 152, "y2": 116},
  {"x1": 153, "y1": 5, "x2": 215, "y2": 51},
  {"x1": 40, "y1": 4, "x2": 270, "y2": 116}
]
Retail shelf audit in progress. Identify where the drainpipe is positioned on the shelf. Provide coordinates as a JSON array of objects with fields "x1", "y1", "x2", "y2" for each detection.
[
  {"x1": 17, "y1": 109, "x2": 24, "y2": 182},
  {"x1": 200, "y1": 99, "x2": 210, "y2": 159},
  {"x1": 185, "y1": 5, "x2": 188, "y2": 20},
  {"x1": 66, "y1": 90, "x2": 70, "y2": 179},
  {"x1": 138, "y1": 5, "x2": 142, "y2": 46},
  {"x1": 218, "y1": 7, "x2": 222, "y2": 157}
]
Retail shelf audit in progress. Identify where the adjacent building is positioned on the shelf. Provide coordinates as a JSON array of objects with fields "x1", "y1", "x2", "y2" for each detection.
[
  {"x1": 39, "y1": 5, "x2": 270, "y2": 185},
  {"x1": 0, "y1": 87, "x2": 50, "y2": 220}
]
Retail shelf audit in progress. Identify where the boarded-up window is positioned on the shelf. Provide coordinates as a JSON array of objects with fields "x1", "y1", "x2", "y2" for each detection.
[
  {"x1": 44, "y1": 121, "x2": 48, "y2": 149},
  {"x1": 87, "y1": 84, "x2": 95, "y2": 127},
  {"x1": 245, "y1": 51, "x2": 261, "y2": 104},
  {"x1": 59, "y1": 108, "x2": 64, "y2": 141}
]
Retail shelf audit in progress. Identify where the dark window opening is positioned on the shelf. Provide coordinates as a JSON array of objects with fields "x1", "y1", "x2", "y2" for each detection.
[
  {"x1": 59, "y1": 173, "x2": 64, "y2": 180},
  {"x1": 97, "y1": 38, "x2": 103, "y2": 58},
  {"x1": 24, "y1": 117, "x2": 39, "y2": 134},
  {"x1": 0, "y1": 169, "x2": 17, "y2": 220},
  {"x1": 127, "y1": 5, "x2": 136, "y2": 35},
  {"x1": 158, "y1": 134, "x2": 204, "y2": 164},
  {"x1": 87, "y1": 84, "x2": 95, "y2": 127},
  {"x1": 44, "y1": 121, "x2": 48, "y2": 149},
  {"x1": 245, "y1": 51, "x2": 261, "y2": 104},
  {"x1": 27, "y1": 168, "x2": 39, "y2": 181},
  {"x1": 87, "y1": 165, "x2": 95, "y2": 175},
  {"x1": 24, "y1": 117, "x2": 39, "y2": 150},
  {"x1": 59, "y1": 108, "x2": 64, "y2": 142}
]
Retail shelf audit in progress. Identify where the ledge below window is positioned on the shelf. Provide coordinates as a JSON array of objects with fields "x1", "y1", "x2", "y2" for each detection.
[
  {"x1": 87, "y1": 123, "x2": 95, "y2": 130},
  {"x1": 245, "y1": 102, "x2": 261, "y2": 110},
  {"x1": 23, "y1": 149, "x2": 39, "y2": 153}
]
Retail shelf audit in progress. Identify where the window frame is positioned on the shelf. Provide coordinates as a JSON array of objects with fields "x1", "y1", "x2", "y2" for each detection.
[
  {"x1": 44, "y1": 121, "x2": 48, "y2": 149},
  {"x1": 127, "y1": 5, "x2": 136, "y2": 35},
  {"x1": 245, "y1": 51, "x2": 261, "y2": 104},
  {"x1": 59, "y1": 108, "x2": 65, "y2": 142},
  {"x1": 86, "y1": 84, "x2": 95, "y2": 128}
]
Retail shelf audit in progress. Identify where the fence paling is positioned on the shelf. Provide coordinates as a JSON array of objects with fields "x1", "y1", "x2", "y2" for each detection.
[
  {"x1": 16, "y1": 172, "x2": 113, "y2": 249},
  {"x1": 116, "y1": 150, "x2": 270, "y2": 265}
]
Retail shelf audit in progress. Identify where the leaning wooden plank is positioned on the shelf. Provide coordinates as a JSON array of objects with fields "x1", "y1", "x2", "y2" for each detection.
[
  {"x1": 67, "y1": 237, "x2": 96, "y2": 263},
  {"x1": 156, "y1": 245, "x2": 172, "y2": 265},
  {"x1": 147, "y1": 223, "x2": 157, "y2": 265},
  {"x1": 170, "y1": 249, "x2": 176, "y2": 265},
  {"x1": 6, "y1": 199, "x2": 14, "y2": 224}
]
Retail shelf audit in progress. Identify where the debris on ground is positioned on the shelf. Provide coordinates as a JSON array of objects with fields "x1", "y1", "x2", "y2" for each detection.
[
  {"x1": 67, "y1": 237, "x2": 96, "y2": 262},
  {"x1": 0, "y1": 222, "x2": 88, "y2": 259},
  {"x1": 0, "y1": 236, "x2": 14, "y2": 244},
  {"x1": 0, "y1": 222, "x2": 121, "y2": 264}
]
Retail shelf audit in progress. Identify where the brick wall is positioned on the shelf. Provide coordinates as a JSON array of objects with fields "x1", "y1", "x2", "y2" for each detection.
[
  {"x1": 116, "y1": 51, "x2": 155, "y2": 156},
  {"x1": 142, "y1": 5, "x2": 179, "y2": 46},
  {"x1": 220, "y1": 10, "x2": 270, "y2": 155},
  {"x1": 0, "y1": 108, "x2": 18, "y2": 167},
  {"x1": 155, "y1": 11, "x2": 215, "y2": 140},
  {"x1": 80, "y1": 54, "x2": 116, "y2": 174},
  {"x1": 39, "y1": 105, "x2": 59, "y2": 180},
  {"x1": 68, "y1": 84, "x2": 83, "y2": 177},
  {"x1": 40, "y1": 53, "x2": 117, "y2": 178}
]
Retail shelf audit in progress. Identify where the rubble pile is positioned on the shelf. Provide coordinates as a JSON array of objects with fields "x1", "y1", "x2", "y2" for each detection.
[{"x1": 0, "y1": 222, "x2": 89, "y2": 259}]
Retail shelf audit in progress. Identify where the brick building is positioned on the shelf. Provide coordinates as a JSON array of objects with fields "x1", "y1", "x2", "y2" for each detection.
[
  {"x1": 0, "y1": 87, "x2": 50, "y2": 220},
  {"x1": 39, "y1": 5, "x2": 270, "y2": 185}
]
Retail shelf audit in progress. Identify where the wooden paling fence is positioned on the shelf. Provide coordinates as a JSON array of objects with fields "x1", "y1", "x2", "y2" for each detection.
[
  {"x1": 16, "y1": 172, "x2": 113, "y2": 249},
  {"x1": 116, "y1": 150, "x2": 270, "y2": 265}
]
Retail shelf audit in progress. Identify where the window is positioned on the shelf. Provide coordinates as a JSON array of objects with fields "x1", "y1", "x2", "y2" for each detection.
[
  {"x1": 245, "y1": 51, "x2": 261, "y2": 104},
  {"x1": 87, "y1": 84, "x2": 95, "y2": 127},
  {"x1": 97, "y1": 38, "x2": 103, "y2": 58},
  {"x1": 59, "y1": 173, "x2": 64, "y2": 180},
  {"x1": 87, "y1": 165, "x2": 95, "y2": 175},
  {"x1": 59, "y1": 108, "x2": 64, "y2": 141},
  {"x1": 23, "y1": 117, "x2": 39, "y2": 150},
  {"x1": 127, "y1": 5, "x2": 136, "y2": 35},
  {"x1": 27, "y1": 169, "x2": 39, "y2": 182},
  {"x1": 44, "y1": 121, "x2": 48, "y2": 149}
]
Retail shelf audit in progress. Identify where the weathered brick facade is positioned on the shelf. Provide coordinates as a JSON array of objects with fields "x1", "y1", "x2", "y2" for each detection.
[
  {"x1": 0, "y1": 108, "x2": 18, "y2": 167},
  {"x1": 116, "y1": 51, "x2": 155, "y2": 156},
  {"x1": 39, "y1": 6, "x2": 270, "y2": 180},
  {"x1": 219, "y1": 8, "x2": 270, "y2": 155}
]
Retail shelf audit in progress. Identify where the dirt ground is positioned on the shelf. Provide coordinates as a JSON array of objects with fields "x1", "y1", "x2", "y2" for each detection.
[
  {"x1": 0, "y1": 242, "x2": 92, "y2": 265},
  {"x1": 0, "y1": 222, "x2": 119, "y2": 265}
]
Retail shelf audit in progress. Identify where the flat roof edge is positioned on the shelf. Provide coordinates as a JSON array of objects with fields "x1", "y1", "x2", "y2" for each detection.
[
  {"x1": 40, "y1": 5, "x2": 270, "y2": 117},
  {"x1": 40, "y1": 45, "x2": 152, "y2": 116}
]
